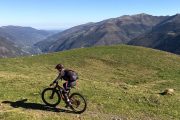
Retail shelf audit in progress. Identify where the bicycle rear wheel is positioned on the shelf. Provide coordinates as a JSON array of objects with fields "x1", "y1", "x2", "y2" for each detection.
[
  {"x1": 42, "y1": 88, "x2": 61, "y2": 107},
  {"x1": 69, "y1": 93, "x2": 87, "y2": 114}
]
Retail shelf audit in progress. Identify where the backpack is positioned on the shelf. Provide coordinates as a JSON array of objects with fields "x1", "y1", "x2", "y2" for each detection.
[{"x1": 62, "y1": 69, "x2": 78, "y2": 81}]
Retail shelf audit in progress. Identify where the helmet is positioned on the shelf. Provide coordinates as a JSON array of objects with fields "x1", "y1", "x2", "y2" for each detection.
[{"x1": 55, "y1": 64, "x2": 64, "y2": 70}]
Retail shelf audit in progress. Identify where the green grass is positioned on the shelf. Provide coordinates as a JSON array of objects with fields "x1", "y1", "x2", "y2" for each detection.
[{"x1": 0, "y1": 45, "x2": 180, "y2": 120}]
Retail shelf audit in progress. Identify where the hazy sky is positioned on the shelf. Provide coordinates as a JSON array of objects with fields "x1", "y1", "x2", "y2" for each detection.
[{"x1": 0, "y1": 0, "x2": 179, "y2": 30}]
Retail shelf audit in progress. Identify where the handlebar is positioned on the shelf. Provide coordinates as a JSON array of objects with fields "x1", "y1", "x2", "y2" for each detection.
[{"x1": 50, "y1": 80, "x2": 61, "y2": 87}]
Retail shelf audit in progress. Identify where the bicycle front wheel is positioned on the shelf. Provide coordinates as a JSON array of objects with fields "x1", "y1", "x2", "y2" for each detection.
[
  {"x1": 69, "y1": 93, "x2": 87, "y2": 114},
  {"x1": 41, "y1": 88, "x2": 61, "y2": 107}
]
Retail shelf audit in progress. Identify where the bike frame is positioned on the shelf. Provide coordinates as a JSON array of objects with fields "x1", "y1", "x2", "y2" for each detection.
[{"x1": 53, "y1": 82, "x2": 70, "y2": 100}]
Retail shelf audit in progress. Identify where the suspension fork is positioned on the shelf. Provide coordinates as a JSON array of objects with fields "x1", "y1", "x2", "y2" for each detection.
[{"x1": 50, "y1": 86, "x2": 58, "y2": 99}]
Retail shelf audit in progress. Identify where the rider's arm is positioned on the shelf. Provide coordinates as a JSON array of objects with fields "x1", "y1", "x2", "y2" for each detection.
[
  {"x1": 50, "y1": 70, "x2": 65, "y2": 86},
  {"x1": 52, "y1": 74, "x2": 62, "y2": 83}
]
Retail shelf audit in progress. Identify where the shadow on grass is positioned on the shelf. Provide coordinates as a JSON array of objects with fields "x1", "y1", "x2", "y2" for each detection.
[{"x1": 2, "y1": 99, "x2": 75, "y2": 114}]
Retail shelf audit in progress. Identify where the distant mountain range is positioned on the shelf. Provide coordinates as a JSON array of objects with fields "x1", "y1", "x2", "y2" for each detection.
[
  {"x1": 0, "y1": 13, "x2": 180, "y2": 58},
  {"x1": 128, "y1": 14, "x2": 180, "y2": 54},
  {"x1": 0, "y1": 26, "x2": 57, "y2": 57},
  {"x1": 0, "y1": 36, "x2": 27, "y2": 58},
  {"x1": 35, "y1": 13, "x2": 168, "y2": 52},
  {"x1": 0, "y1": 26, "x2": 55, "y2": 46}
]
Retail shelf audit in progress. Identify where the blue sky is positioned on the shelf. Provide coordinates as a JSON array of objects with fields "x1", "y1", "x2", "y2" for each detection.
[{"x1": 0, "y1": 0, "x2": 179, "y2": 30}]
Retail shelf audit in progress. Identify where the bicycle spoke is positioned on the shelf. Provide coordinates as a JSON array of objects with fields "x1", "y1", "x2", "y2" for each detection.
[{"x1": 70, "y1": 93, "x2": 87, "y2": 113}]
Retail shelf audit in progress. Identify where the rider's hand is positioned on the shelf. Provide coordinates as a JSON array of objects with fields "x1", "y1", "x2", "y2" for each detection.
[{"x1": 50, "y1": 83, "x2": 54, "y2": 86}]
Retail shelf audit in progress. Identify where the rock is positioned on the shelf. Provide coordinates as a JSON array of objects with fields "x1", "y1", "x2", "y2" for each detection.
[
  {"x1": 160, "y1": 88, "x2": 175, "y2": 95},
  {"x1": 112, "y1": 117, "x2": 121, "y2": 120},
  {"x1": 33, "y1": 93, "x2": 39, "y2": 95},
  {"x1": 76, "y1": 115, "x2": 80, "y2": 118}
]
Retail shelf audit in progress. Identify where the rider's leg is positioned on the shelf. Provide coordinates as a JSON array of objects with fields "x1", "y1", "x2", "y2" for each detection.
[
  {"x1": 63, "y1": 82, "x2": 71, "y2": 106},
  {"x1": 63, "y1": 81, "x2": 76, "y2": 107}
]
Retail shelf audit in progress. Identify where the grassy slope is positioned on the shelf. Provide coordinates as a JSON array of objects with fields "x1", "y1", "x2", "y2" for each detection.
[{"x1": 0, "y1": 45, "x2": 180, "y2": 120}]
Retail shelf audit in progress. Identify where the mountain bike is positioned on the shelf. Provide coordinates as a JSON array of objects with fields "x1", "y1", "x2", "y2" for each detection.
[{"x1": 41, "y1": 81, "x2": 87, "y2": 114}]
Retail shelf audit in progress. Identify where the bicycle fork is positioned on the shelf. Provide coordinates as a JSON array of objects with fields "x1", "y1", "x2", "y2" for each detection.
[{"x1": 49, "y1": 88, "x2": 56, "y2": 99}]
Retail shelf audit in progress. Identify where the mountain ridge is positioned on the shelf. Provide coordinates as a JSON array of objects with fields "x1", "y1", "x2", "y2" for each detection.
[
  {"x1": 0, "y1": 26, "x2": 58, "y2": 57},
  {"x1": 0, "y1": 36, "x2": 27, "y2": 58},
  {"x1": 128, "y1": 14, "x2": 180, "y2": 54},
  {"x1": 0, "y1": 25, "x2": 54, "y2": 46},
  {"x1": 1, "y1": 13, "x2": 180, "y2": 57},
  {"x1": 35, "y1": 13, "x2": 168, "y2": 52}
]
